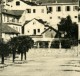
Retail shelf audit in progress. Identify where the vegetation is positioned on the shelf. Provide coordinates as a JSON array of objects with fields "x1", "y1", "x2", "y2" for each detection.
[
  {"x1": 0, "y1": 41, "x2": 9, "y2": 64},
  {"x1": 51, "y1": 15, "x2": 78, "y2": 48},
  {"x1": 0, "y1": 35, "x2": 34, "y2": 64},
  {"x1": 57, "y1": 15, "x2": 78, "y2": 39},
  {"x1": 8, "y1": 35, "x2": 34, "y2": 62}
]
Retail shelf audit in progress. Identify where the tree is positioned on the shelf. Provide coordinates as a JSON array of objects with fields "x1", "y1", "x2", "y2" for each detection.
[
  {"x1": 57, "y1": 15, "x2": 78, "y2": 48},
  {"x1": 7, "y1": 37, "x2": 20, "y2": 62},
  {"x1": 57, "y1": 15, "x2": 78, "y2": 39},
  {"x1": 17, "y1": 36, "x2": 34, "y2": 61},
  {"x1": 0, "y1": 41, "x2": 9, "y2": 64},
  {"x1": 8, "y1": 35, "x2": 34, "y2": 62}
]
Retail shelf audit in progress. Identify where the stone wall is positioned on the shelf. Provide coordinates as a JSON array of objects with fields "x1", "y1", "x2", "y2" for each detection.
[{"x1": 27, "y1": 48, "x2": 78, "y2": 58}]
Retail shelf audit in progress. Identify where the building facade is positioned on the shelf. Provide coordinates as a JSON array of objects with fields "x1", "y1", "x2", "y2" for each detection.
[
  {"x1": 0, "y1": 0, "x2": 79, "y2": 43},
  {"x1": 19, "y1": 3, "x2": 78, "y2": 29}
]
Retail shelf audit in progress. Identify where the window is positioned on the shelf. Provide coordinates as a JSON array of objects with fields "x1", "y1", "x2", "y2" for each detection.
[
  {"x1": 16, "y1": 27, "x2": 18, "y2": 30},
  {"x1": 50, "y1": 17, "x2": 52, "y2": 19},
  {"x1": 12, "y1": 18, "x2": 15, "y2": 22},
  {"x1": 48, "y1": 7, "x2": 52, "y2": 13},
  {"x1": 33, "y1": 9, "x2": 36, "y2": 13},
  {"x1": 75, "y1": 16, "x2": 77, "y2": 18},
  {"x1": 26, "y1": 9, "x2": 31, "y2": 13},
  {"x1": 73, "y1": 6, "x2": 78, "y2": 11},
  {"x1": 78, "y1": 14, "x2": 80, "y2": 22},
  {"x1": 7, "y1": 16, "x2": 9, "y2": 22},
  {"x1": 44, "y1": 28, "x2": 46, "y2": 30},
  {"x1": 58, "y1": 16, "x2": 61, "y2": 19},
  {"x1": 16, "y1": 1, "x2": 20, "y2": 6},
  {"x1": 38, "y1": 29, "x2": 40, "y2": 33},
  {"x1": 33, "y1": 21, "x2": 36, "y2": 25},
  {"x1": 4, "y1": 14, "x2": 5, "y2": 22},
  {"x1": 57, "y1": 6, "x2": 61, "y2": 12},
  {"x1": 41, "y1": 9, "x2": 44, "y2": 13},
  {"x1": 66, "y1": 6, "x2": 70, "y2": 11},
  {"x1": 27, "y1": 30, "x2": 29, "y2": 33},
  {"x1": 33, "y1": 29, "x2": 36, "y2": 35}
]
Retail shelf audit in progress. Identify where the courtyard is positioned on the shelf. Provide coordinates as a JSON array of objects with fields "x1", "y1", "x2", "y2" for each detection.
[{"x1": 0, "y1": 47, "x2": 80, "y2": 76}]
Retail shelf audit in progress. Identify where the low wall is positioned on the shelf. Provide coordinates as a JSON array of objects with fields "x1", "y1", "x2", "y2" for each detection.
[{"x1": 27, "y1": 47, "x2": 78, "y2": 58}]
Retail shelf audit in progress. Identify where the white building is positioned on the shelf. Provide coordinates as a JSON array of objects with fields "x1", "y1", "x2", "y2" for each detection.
[
  {"x1": 2, "y1": 10, "x2": 22, "y2": 33},
  {"x1": 19, "y1": 2, "x2": 78, "y2": 29},
  {"x1": 4, "y1": 0, "x2": 38, "y2": 10},
  {"x1": 46, "y1": 3, "x2": 78, "y2": 26},
  {"x1": 22, "y1": 18, "x2": 45, "y2": 35},
  {"x1": 19, "y1": 5, "x2": 48, "y2": 24},
  {"x1": 22, "y1": 18, "x2": 59, "y2": 48},
  {"x1": 6, "y1": 23, "x2": 22, "y2": 34},
  {"x1": 1, "y1": 0, "x2": 79, "y2": 40},
  {"x1": 1, "y1": 23, "x2": 19, "y2": 42}
]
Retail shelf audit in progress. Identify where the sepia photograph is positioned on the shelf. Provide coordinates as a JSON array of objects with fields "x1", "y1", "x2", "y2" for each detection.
[{"x1": 0, "y1": 0, "x2": 79, "y2": 76}]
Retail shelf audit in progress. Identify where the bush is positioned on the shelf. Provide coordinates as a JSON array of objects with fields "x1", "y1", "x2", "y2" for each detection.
[
  {"x1": 50, "y1": 40, "x2": 59, "y2": 48},
  {"x1": 61, "y1": 39, "x2": 71, "y2": 48},
  {"x1": 50, "y1": 39, "x2": 72, "y2": 49}
]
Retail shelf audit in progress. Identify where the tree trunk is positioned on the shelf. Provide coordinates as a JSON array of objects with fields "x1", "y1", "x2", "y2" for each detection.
[
  {"x1": 21, "y1": 53, "x2": 23, "y2": 61},
  {"x1": 1, "y1": 54, "x2": 4, "y2": 64},
  {"x1": 13, "y1": 51, "x2": 15, "y2": 62},
  {"x1": 24, "y1": 52, "x2": 26, "y2": 60}
]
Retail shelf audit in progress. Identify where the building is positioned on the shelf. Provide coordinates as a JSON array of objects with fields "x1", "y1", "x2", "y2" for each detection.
[
  {"x1": 0, "y1": 0, "x2": 79, "y2": 42},
  {"x1": 22, "y1": 18, "x2": 60, "y2": 48},
  {"x1": 19, "y1": 2, "x2": 78, "y2": 29},
  {"x1": 2, "y1": 10, "x2": 24, "y2": 23},
  {"x1": 0, "y1": 23, "x2": 19, "y2": 42},
  {"x1": 4, "y1": 0, "x2": 38, "y2": 10},
  {"x1": 6, "y1": 23, "x2": 22, "y2": 33},
  {"x1": 45, "y1": 3, "x2": 78, "y2": 25},
  {"x1": 1, "y1": 10, "x2": 22, "y2": 34},
  {"x1": 22, "y1": 18, "x2": 46, "y2": 35},
  {"x1": 19, "y1": 5, "x2": 48, "y2": 25}
]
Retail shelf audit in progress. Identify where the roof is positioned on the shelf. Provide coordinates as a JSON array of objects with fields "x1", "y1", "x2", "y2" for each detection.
[
  {"x1": 38, "y1": 0, "x2": 78, "y2": 3},
  {"x1": 41, "y1": 26, "x2": 61, "y2": 38},
  {"x1": 20, "y1": 0, "x2": 38, "y2": 6},
  {"x1": 8, "y1": 0, "x2": 13, "y2": 2},
  {"x1": 36, "y1": 19, "x2": 47, "y2": 25},
  {"x1": 5, "y1": 23, "x2": 22, "y2": 26},
  {"x1": 8, "y1": 0, "x2": 78, "y2": 3},
  {"x1": 23, "y1": 18, "x2": 46, "y2": 26},
  {"x1": 0, "y1": 23, "x2": 19, "y2": 34},
  {"x1": 2, "y1": 10, "x2": 24, "y2": 18},
  {"x1": 41, "y1": 25, "x2": 60, "y2": 34},
  {"x1": 41, "y1": 3, "x2": 78, "y2": 6}
]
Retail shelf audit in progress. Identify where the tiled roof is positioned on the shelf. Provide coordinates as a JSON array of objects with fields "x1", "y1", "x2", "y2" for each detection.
[
  {"x1": 5, "y1": 23, "x2": 21, "y2": 26},
  {"x1": 37, "y1": 0, "x2": 78, "y2": 3},
  {"x1": 7, "y1": 0, "x2": 78, "y2": 3},
  {"x1": 20, "y1": 0, "x2": 38, "y2": 6},
  {"x1": 0, "y1": 23, "x2": 19, "y2": 34},
  {"x1": 8, "y1": 0, "x2": 13, "y2": 2},
  {"x1": 23, "y1": 18, "x2": 46, "y2": 26},
  {"x1": 41, "y1": 25, "x2": 60, "y2": 34},
  {"x1": 2, "y1": 10, "x2": 24, "y2": 18},
  {"x1": 36, "y1": 19, "x2": 47, "y2": 25},
  {"x1": 42, "y1": 28, "x2": 57, "y2": 38},
  {"x1": 41, "y1": 26, "x2": 61, "y2": 38}
]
